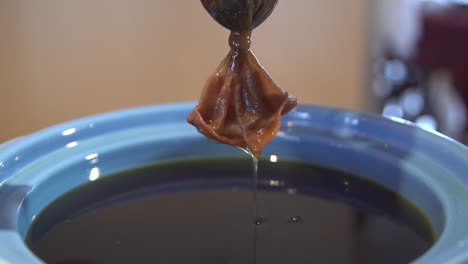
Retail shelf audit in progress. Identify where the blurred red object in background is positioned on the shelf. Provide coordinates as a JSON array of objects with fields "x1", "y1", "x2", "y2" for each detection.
[{"x1": 412, "y1": 5, "x2": 468, "y2": 105}]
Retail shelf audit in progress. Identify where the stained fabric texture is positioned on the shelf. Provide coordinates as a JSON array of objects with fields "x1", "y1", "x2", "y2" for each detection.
[{"x1": 188, "y1": 0, "x2": 297, "y2": 157}]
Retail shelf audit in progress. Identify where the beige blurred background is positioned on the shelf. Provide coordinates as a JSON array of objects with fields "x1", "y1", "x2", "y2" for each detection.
[{"x1": 0, "y1": 0, "x2": 367, "y2": 142}]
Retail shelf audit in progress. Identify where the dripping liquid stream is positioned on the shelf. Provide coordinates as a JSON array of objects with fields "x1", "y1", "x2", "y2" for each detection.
[
  {"x1": 250, "y1": 153, "x2": 259, "y2": 264},
  {"x1": 237, "y1": 147, "x2": 261, "y2": 264}
]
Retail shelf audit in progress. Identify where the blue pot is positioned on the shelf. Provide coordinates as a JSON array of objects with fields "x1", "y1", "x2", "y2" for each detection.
[{"x1": 0, "y1": 103, "x2": 467, "y2": 263}]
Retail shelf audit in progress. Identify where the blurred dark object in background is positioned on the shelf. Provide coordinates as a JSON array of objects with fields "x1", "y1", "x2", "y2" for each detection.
[{"x1": 372, "y1": 1, "x2": 468, "y2": 143}]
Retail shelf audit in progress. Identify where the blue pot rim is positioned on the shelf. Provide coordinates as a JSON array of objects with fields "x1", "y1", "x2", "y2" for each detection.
[{"x1": 0, "y1": 102, "x2": 467, "y2": 264}]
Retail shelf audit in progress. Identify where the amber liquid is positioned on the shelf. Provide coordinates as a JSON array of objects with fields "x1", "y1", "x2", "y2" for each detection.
[{"x1": 26, "y1": 158, "x2": 435, "y2": 264}]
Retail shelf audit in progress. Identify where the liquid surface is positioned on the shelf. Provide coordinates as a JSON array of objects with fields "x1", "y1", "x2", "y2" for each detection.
[{"x1": 26, "y1": 158, "x2": 435, "y2": 264}]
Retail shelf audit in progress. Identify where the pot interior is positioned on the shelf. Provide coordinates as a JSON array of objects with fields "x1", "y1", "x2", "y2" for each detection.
[{"x1": 23, "y1": 153, "x2": 436, "y2": 264}]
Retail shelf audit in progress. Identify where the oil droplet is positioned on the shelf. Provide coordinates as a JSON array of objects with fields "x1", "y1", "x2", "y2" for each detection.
[
  {"x1": 254, "y1": 217, "x2": 266, "y2": 226},
  {"x1": 289, "y1": 216, "x2": 303, "y2": 224}
]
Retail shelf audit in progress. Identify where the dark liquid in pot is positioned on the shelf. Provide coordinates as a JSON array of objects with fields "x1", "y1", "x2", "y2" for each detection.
[{"x1": 25, "y1": 158, "x2": 435, "y2": 264}]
